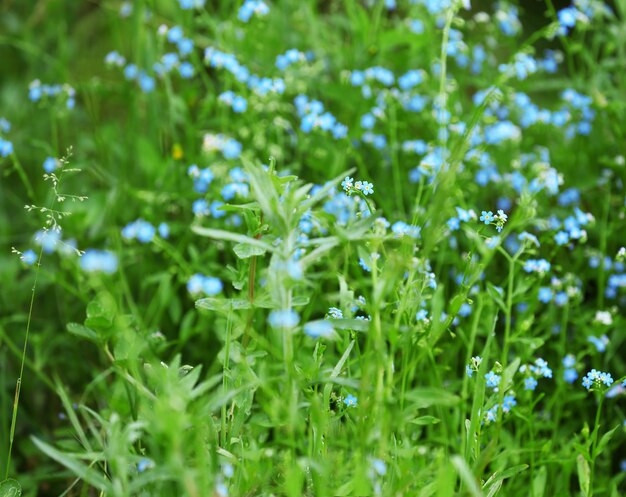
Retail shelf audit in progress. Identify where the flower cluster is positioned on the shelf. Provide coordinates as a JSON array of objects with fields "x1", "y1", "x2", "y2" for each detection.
[
  {"x1": 294, "y1": 95, "x2": 347, "y2": 139},
  {"x1": 326, "y1": 307, "x2": 343, "y2": 319},
  {"x1": 523, "y1": 258, "x2": 551, "y2": 274},
  {"x1": 276, "y1": 49, "x2": 309, "y2": 70},
  {"x1": 0, "y1": 117, "x2": 12, "y2": 157},
  {"x1": 238, "y1": 0, "x2": 269, "y2": 22},
  {"x1": 484, "y1": 395, "x2": 517, "y2": 424},
  {"x1": 80, "y1": 250, "x2": 118, "y2": 274},
  {"x1": 202, "y1": 133, "x2": 243, "y2": 160},
  {"x1": 519, "y1": 358, "x2": 553, "y2": 391},
  {"x1": 218, "y1": 91, "x2": 248, "y2": 113},
  {"x1": 581, "y1": 369, "x2": 614, "y2": 391},
  {"x1": 562, "y1": 354, "x2": 578, "y2": 384},
  {"x1": 465, "y1": 356, "x2": 483, "y2": 378},
  {"x1": 204, "y1": 47, "x2": 284, "y2": 96},
  {"x1": 187, "y1": 274, "x2": 223, "y2": 297},
  {"x1": 122, "y1": 219, "x2": 169, "y2": 243},
  {"x1": 303, "y1": 320, "x2": 334, "y2": 339},
  {"x1": 341, "y1": 176, "x2": 374, "y2": 196},
  {"x1": 28, "y1": 80, "x2": 76, "y2": 109},
  {"x1": 479, "y1": 209, "x2": 508, "y2": 232}
]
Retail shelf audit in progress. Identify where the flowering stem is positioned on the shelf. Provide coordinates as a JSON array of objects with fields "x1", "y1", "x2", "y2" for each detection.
[
  {"x1": 589, "y1": 394, "x2": 605, "y2": 497},
  {"x1": 354, "y1": 190, "x2": 375, "y2": 216}
]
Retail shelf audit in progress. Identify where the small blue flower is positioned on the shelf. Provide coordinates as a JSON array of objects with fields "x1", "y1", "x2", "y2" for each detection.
[
  {"x1": 359, "y1": 258, "x2": 371, "y2": 272},
  {"x1": 20, "y1": 249, "x2": 37, "y2": 265},
  {"x1": 564, "y1": 369, "x2": 578, "y2": 383},
  {"x1": 80, "y1": 250, "x2": 118, "y2": 273},
  {"x1": 361, "y1": 181, "x2": 374, "y2": 196},
  {"x1": 554, "y1": 231, "x2": 569, "y2": 246},
  {"x1": 524, "y1": 377, "x2": 538, "y2": 391},
  {"x1": 327, "y1": 307, "x2": 343, "y2": 319},
  {"x1": 179, "y1": 62, "x2": 195, "y2": 79},
  {"x1": 137, "y1": 458, "x2": 154, "y2": 473},
  {"x1": 43, "y1": 157, "x2": 58, "y2": 173},
  {"x1": 139, "y1": 73, "x2": 155, "y2": 92},
  {"x1": 538, "y1": 287, "x2": 553, "y2": 303},
  {"x1": 343, "y1": 394, "x2": 357, "y2": 407},
  {"x1": 485, "y1": 371, "x2": 501, "y2": 389},
  {"x1": 562, "y1": 354, "x2": 576, "y2": 368},
  {"x1": 341, "y1": 176, "x2": 354, "y2": 191},
  {"x1": 167, "y1": 26, "x2": 184, "y2": 44},
  {"x1": 502, "y1": 395, "x2": 517, "y2": 413},
  {"x1": 267, "y1": 309, "x2": 300, "y2": 329},
  {"x1": 0, "y1": 138, "x2": 13, "y2": 157},
  {"x1": 480, "y1": 210, "x2": 494, "y2": 224},
  {"x1": 304, "y1": 320, "x2": 334, "y2": 338},
  {"x1": 158, "y1": 223, "x2": 170, "y2": 239}
]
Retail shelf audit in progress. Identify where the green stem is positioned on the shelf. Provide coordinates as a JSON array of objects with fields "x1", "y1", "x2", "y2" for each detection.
[{"x1": 589, "y1": 394, "x2": 605, "y2": 497}]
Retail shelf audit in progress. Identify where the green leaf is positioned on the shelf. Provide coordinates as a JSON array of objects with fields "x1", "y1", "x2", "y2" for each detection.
[
  {"x1": 532, "y1": 466, "x2": 547, "y2": 497},
  {"x1": 498, "y1": 464, "x2": 529, "y2": 480},
  {"x1": 31, "y1": 437, "x2": 111, "y2": 492},
  {"x1": 196, "y1": 298, "x2": 252, "y2": 312},
  {"x1": 327, "y1": 318, "x2": 370, "y2": 332},
  {"x1": 577, "y1": 454, "x2": 590, "y2": 497},
  {"x1": 66, "y1": 322, "x2": 99, "y2": 343},
  {"x1": 485, "y1": 480, "x2": 502, "y2": 497},
  {"x1": 191, "y1": 226, "x2": 274, "y2": 253},
  {"x1": 450, "y1": 455, "x2": 482, "y2": 497},
  {"x1": 409, "y1": 415, "x2": 441, "y2": 425},
  {"x1": 0, "y1": 479, "x2": 22, "y2": 497},
  {"x1": 233, "y1": 242, "x2": 266, "y2": 259},
  {"x1": 596, "y1": 424, "x2": 619, "y2": 457},
  {"x1": 486, "y1": 283, "x2": 506, "y2": 310},
  {"x1": 404, "y1": 388, "x2": 460, "y2": 409}
]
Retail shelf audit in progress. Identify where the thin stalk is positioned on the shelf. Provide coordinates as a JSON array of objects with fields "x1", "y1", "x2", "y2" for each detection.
[{"x1": 588, "y1": 394, "x2": 605, "y2": 497}]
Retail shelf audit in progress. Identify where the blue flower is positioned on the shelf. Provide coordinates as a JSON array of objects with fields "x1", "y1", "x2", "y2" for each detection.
[
  {"x1": 304, "y1": 320, "x2": 334, "y2": 338},
  {"x1": 179, "y1": 62, "x2": 195, "y2": 79},
  {"x1": 564, "y1": 369, "x2": 578, "y2": 383},
  {"x1": 361, "y1": 181, "x2": 374, "y2": 196},
  {"x1": 359, "y1": 258, "x2": 371, "y2": 272},
  {"x1": 562, "y1": 354, "x2": 576, "y2": 368},
  {"x1": 0, "y1": 138, "x2": 13, "y2": 157},
  {"x1": 582, "y1": 369, "x2": 614, "y2": 390},
  {"x1": 80, "y1": 250, "x2": 118, "y2": 273},
  {"x1": 187, "y1": 274, "x2": 223, "y2": 296},
  {"x1": 485, "y1": 371, "x2": 501, "y2": 389},
  {"x1": 554, "y1": 231, "x2": 569, "y2": 246},
  {"x1": 588, "y1": 335, "x2": 609, "y2": 352},
  {"x1": 139, "y1": 73, "x2": 155, "y2": 93},
  {"x1": 158, "y1": 223, "x2": 170, "y2": 239},
  {"x1": 167, "y1": 26, "x2": 184, "y2": 44},
  {"x1": 502, "y1": 395, "x2": 517, "y2": 413},
  {"x1": 43, "y1": 156, "x2": 58, "y2": 173},
  {"x1": 538, "y1": 287, "x2": 553, "y2": 303},
  {"x1": 523, "y1": 259, "x2": 551, "y2": 274},
  {"x1": 479, "y1": 210, "x2": 494, "y2": 224},
  {"x1": 327, "y1": 307, "x2": 343, "y2": 319},
  {"x1": 137, "y1": 458, "x2": 154, "y2": 472},
  {"x1": 524, "y1": 377, "x2": 538, "y2": 391},
  {"x1": 343, "y1": 394, "x2": 357, "y2": 407},
  {"x1": 267, "y1": 309, "x2": 300, "y2": 329},
  {"x1": 20, "y1": 249, "x2": 37, "y2": 265},
  {"x1": 177, "y1": 38, "x2": 194, "y2": 56},
  {"x1": 341, "y1": 176, "x2": 354, "y2": 191}
]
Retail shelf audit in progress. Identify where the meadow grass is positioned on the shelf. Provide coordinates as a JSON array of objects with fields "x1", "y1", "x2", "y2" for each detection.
[{"x1": 1, "y1": 0, "x2": 626, "y2": 496}]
